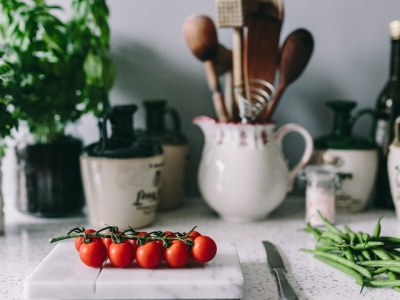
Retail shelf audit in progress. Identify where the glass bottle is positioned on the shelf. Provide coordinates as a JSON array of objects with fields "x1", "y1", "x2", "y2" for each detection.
[{"x1": 374, "y1": 20, "x2": 400, "y2": 209}]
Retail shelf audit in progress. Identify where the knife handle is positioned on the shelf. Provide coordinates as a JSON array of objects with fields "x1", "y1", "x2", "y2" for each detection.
[{"x1": 272, "y1": 268, "x2": 298, "y2": 300}]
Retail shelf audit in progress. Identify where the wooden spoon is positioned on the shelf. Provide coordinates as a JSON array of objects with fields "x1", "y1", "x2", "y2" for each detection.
[
  {"x1": 183, "y1": 15, "x2": 229, "y2": 122},
  {"x1": 263, "y1": 28, "x2": 314, "y2": 122}
]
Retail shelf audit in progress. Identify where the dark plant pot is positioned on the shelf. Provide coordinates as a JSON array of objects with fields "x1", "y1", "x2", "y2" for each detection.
[{"x1": 15, "y1": 138, "x2": 84, "y2": 217}]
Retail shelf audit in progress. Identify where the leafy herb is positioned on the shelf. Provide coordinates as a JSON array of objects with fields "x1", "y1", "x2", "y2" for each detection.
[{"x1": 0, "y1": 0, "x2": 115, "y2": 143}]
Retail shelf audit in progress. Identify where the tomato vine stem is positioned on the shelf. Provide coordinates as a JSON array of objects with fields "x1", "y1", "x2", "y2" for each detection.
[{"x1": 49, "y1": 225, "x2": 198, "y2": 247}]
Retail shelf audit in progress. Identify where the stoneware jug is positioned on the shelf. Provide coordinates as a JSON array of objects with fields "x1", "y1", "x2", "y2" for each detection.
[
  {"x1": 139, "y1": 99, "x2": 188, "y2": 210},
  {"x1": 193, "y1": 116, "x2": 314, "y2": 222},
  {"x1": 388, "y1": 116, "x2": 400, "y2": 221},
  {"x1": 310, "y1": 100, "x2": 378, "y2": 212},
  {"x1": 80, "y1": 105, "x2": 164, "y2": 229}
]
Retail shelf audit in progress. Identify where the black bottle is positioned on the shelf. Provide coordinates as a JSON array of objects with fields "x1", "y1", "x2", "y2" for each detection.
[{"x1": 374, "y1": 20, "x2": 400, "y2": 209}]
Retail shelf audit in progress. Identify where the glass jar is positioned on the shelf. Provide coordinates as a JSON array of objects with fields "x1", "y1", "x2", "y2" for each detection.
[{"x1": 301, "y1": 166, "x2": 338, "y2": 226}]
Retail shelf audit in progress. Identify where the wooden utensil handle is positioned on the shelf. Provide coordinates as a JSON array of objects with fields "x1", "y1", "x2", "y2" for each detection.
[{"x1": 204, "y1": 61, "x2": 229, "y2": 122}]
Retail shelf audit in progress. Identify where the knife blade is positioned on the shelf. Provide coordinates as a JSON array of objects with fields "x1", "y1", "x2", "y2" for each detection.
[{"x1": 262, "y1": 241, "x2": 298, "y2": 300}]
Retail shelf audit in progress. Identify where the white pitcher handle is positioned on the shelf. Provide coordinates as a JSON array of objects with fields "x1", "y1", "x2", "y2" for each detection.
[{"x1": 274, "y1": 123, "x2": 314, "y2": 191}]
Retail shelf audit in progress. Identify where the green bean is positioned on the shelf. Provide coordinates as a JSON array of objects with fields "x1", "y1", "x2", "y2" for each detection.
[
  {"x1": 356, "y1": 232, "x2": 365, "y2": 244},
  {"x1": 373, "y1": 216, "x2": 384, "y2": 238},
  {"x1": 363, "y1": 232, "x2": 370, "y2": 243},
  {"x1": 372, "y1": 267, "x2": 388, "y2": 275},
  {"x1": 361, "y1": 250, "x2": 371, "y2": 261},
  {"x1": 360, "y1": 260, "x2": 400, "y2": 268},
  {"x1": 357, "y1": 253, "x2": 366, "y2": 262},
  {"x1": 389, "y1": 250, "x2": 400, "y2": 261},
  {"x1": 304, "y1": 223, "x2": 324, "y2": 239},
  {"x1": 316, "y1": 245, "x2": 338, "y2": 252},
  {"x1": 301, "y1": 248, "x2": 372, "y2": 279},
  {"x1": 367, "y1": 280, "x2": 400, "y2": 287},
  {"x1": 318, "y1": 238, "x2": 336, "y2": 246},
  {"x1": 314, "y1": 255, "x2": 365, "y2": 286},
  {"x1": 317, "y1": 210, "x2": 343, "y2": 235},
  {"x1": 321, "y1": 231, "x2": 346, "y2": 244},
  {"x1": 388, "y1": 267, "x2": 400, "y2": 274},
  {"x1": 344, "y1": 248, "x2": 355, "y2": 262},
  {"x1": 351, "y1": 241, "x2": 384, "y2": 250},
  {"x1": 372, "y1": 248, "x2": 393, "y2": 260},
  {"x1": 387, "y1": 271, "x2": 400, "y2": 292},
  {"x1": 376, "y1": 236, "x2": 400, "y2": 244},
  {"x1": 348, "y1": 232, "x2": 356, "y2": 245}
]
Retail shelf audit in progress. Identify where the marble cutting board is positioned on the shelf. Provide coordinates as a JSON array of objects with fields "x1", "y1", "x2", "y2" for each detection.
[{"x1": 24, "y1": 242, "x2": 244, "y2": 299}]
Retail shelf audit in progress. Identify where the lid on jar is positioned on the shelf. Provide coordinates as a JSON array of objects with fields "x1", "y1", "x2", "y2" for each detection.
[
  {"x1": 301, "y1": 165, "x2": 337, "y2": 182},
  {"x1": 390, "y1": 20, "x2": 400, "y2": 40}
]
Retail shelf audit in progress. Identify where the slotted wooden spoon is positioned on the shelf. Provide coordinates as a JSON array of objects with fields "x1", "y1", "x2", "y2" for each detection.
[{"x1": 243, "y1": 13, "x2": 281, "y2": 120}]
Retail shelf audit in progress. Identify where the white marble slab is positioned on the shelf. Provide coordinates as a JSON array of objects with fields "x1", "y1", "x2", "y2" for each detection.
[
  {"x1": 24, "y1": 242, "x2": 243, "y2": 299},
  {"x1": 23, "y1": 242, "x2": 101, "y2": 299}
]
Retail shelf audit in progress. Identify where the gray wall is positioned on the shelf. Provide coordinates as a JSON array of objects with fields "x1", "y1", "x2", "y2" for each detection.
[{"x1": 4, "y1": 0, "x2": 400, "y2": 199}]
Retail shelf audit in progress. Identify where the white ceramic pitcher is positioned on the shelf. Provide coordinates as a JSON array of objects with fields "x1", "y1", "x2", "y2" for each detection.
[{"x1": 193, "y1": 116, "x2": 314, "y2": 222}]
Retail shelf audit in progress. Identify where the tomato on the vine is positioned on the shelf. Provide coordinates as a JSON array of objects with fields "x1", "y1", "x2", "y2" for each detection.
[
  {"x1": 102, "y1": 231, "x2": 122, "y2": 252},
  {"x1": 155, "y1": 231, "x2": 177, "y2": 248},
  {"x1": 190, "y1": 236, "x2": 217, "y2": 262},
  {"x1": 164, "y1": 240, "x2": 190, "y2": 268},
  {"x1": 79, "y1": 240, "x2": 107, "y2": 268},
  {"x1": 128, "y1": 231, "x2": 147, "y2": 250},
  {"x1": 136, "y1": 241, "x2": 163, "y2": 269},
  {"x1": 185, "y1": 230, "x2": 202, "y2": 241},
  {"x1": 108, "y1": 241, "x2": 135, "y2": 268},
  {"x1": 75, "y1": 229, "x2": 99, "y2": 252},
  {"x1": 163, "y1": 231, "x2": 177, "y2": 238}
]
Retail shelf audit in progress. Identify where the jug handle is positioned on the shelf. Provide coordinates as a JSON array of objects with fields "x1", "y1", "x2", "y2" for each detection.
[
  {"x1": 349, "y1": 108, "x2": 377, "y2": 144},
  {"x1": 164, "y1": 107, "x2": 184, "y2": 137},
  {"x1": 274, "y1": 123, "x2": 314, "y2": 191},
  {"x1": 97, "y1": 112, "x2": 111, "y2": 154}
]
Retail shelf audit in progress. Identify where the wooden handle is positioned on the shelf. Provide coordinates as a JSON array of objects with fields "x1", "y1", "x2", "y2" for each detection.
[{"x1": 204, "y1": 61, "x2": 229, "y2": 122}]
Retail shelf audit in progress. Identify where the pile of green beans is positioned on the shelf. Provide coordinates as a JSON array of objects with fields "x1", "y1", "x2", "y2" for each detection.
[{"x1": 301, "y1": 211, "x2": 400, "y2": 292}]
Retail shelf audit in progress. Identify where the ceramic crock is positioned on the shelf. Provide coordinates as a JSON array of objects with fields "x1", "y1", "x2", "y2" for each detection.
[
  {"x1": 139, "y1": 99, "x2": 188, "y2": 210},
  {"x1": 193, "y1": 116, "x2": 314, "y2": 222},
  {"x1": 80, "y1": 105, "x2": 164, "y2": 229},
  {"x1": 310, "y1": 100, "x2": 378, "y2": 212}
]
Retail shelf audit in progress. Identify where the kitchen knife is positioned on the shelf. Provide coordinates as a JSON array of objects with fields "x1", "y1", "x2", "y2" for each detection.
[{"x1": 262, "y1": 241, "x2": 298, "y2": 300}]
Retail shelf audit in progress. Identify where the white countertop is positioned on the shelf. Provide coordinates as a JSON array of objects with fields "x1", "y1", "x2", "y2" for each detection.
[{"x1": 1, "y1": 195, "x2": 400, "y2": 300}]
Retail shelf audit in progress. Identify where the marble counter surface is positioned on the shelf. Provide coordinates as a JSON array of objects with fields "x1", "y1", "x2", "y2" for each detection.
[{"x1": 1, "y1": 196, "x2": 400, "y2": 300}]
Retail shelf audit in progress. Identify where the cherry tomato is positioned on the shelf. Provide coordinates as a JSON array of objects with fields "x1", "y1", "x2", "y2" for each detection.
[
  {"x1": 163, "y1": 231, "x2": 177, "y2": 238},
  {"x1": 79, "y1": 240, "x2": 107, "y2": 268},
  {"x1": 102, "y1": 231, "x2": 122, "y2": 252},
  {"x1": 128, "y1": 231, "x2": 147, "y2": 250},
  {"x1": 136, "y1": 241, "x2": 163, "y2": 269},
  {"x1": 75, "y1": 229, "x2": 98, "y2": 252},
  {"x1": 185, "y1": 230, "x2": 202, "y2": 241},
  {"x1": 164, "y1": 240, "x2": 190, "y2": 268},
  {"x1": 190, "y1": 236, "x2": 217, "y2": 263},
  {"x1": 155, "y1": 231, "x2": 177, "y2": 248},
  {"x1": 108, "y1": 241, "x2": 135, "y2": 268}
]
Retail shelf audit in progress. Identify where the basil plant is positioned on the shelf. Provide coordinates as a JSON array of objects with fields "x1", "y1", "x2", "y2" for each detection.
[{"x1": 0, "y1": 0, "x2": 115, "y2": 143}]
